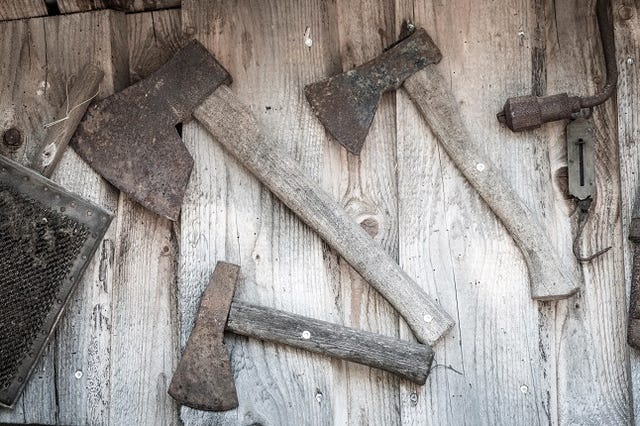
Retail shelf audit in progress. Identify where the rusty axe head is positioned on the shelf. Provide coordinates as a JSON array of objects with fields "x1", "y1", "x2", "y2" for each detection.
[
  {"x1": 71, "y1": 41, "x2": 231, "y2": 221},
  {"x1": 169, "y1": 262, "x2": 240, "y2": 411},
  {"x1": 304, "y1": 28, "x2": 441, "y2": 155}
]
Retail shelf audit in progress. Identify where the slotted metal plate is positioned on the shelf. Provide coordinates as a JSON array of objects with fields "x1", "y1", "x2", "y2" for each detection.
[{"x1": 0, "y1": 155, "x2": 113, "y2": 408}]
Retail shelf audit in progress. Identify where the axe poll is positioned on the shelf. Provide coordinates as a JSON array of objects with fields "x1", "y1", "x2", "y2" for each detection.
[
  {"x1": 304, "y1": 28, "x2": 580, "y2": 300},
  {"x1": 169, "y1": 262, "x2": 434, "y2": 411},
  {"x1": 71, "y1": 41, "x2": 454, "y2": 345}
]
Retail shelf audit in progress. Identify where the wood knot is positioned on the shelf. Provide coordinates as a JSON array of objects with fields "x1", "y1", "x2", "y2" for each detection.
[
  {"x1": 343, "y1": 196, "x2": 382, "y2": 238},
  {"x1": 618, "y1": 5, "x2": 635, "y2": 20},
  {"x1": 359, "y1": 217, "x2": 379, "y2": 237},
  {"x1": 2, "y1": 128, "x2": 22, "y2": 150}
]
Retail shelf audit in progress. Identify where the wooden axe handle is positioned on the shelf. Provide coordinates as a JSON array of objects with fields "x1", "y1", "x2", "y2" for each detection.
[
  {"x1": 228, "y1": 301, "x2": 433, "y2": 384},
  {"x1": 193, "y1": 85, "x2": 454, "y2": 345},
  {"x1": 403, "y1": 68, "x2": 580, "y2": 300}
]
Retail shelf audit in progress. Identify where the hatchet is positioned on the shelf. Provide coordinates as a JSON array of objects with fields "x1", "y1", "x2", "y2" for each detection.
[
  {"x1": 304, "y1": 28, "x2": 580, "y2": 300},
  {"x1": 168, "y1": 261, "x2": 434, "y2": 411},
  {"x1": 71, "y1": 41, "x2": 453, "y2": 345}
]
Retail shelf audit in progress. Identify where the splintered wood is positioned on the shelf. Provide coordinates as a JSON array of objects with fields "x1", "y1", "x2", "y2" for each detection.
[{"x1": 0, "y1": 0, "x2": 639, "y2": 424}]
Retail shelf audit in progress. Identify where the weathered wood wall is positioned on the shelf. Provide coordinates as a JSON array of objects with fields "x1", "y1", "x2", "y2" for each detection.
[{"x1": 0, "y1": 0, "x2": 638, "y2": 424}]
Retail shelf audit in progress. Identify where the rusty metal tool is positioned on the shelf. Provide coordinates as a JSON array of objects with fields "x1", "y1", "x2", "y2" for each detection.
[
  {"x1": 71, "y1": 41, "x2": 454, "y2": 345},
  {"x1": 72, "y1": 43, "x2": 231, "y2": 221},
  {"x1": 497, "y1": 0, "x2": 617, "y2": 131},
  {"x1": 305, "y1": 27, "x2": 580, "y2": 300},
  {"x1": 0, "y1": 64, "x2": 112, "y2": 409},
  {"x1": 628, "y1": 204, "x2": 640, "y2": 349},
  {"x1": 305, "y1": 28, "x2": 442, "y2": 155},
  {"x1": 169, "y1": 262, "x2": 434, "y2": 411}
]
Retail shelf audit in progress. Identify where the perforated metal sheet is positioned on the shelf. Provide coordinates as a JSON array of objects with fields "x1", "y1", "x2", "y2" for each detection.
[{"x1": 0, "y1": 155, "x2": 113, "y2": 408}]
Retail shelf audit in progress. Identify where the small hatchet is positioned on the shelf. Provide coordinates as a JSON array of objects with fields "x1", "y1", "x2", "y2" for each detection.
[
  {"x1": 304, "y1": 27, "x2": 580, "y2": 300},
  {"x1": 71, "y1": 41, "x2": 453, "y2": 345},
  {"x1": 168, "y1": 262, "x2": 434, "y2": 411}
]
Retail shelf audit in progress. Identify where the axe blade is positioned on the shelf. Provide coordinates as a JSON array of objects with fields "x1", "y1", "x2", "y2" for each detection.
[
  {"x1": 71, "y1": 41, "x2": 231, "y2": 221},
  {"x1": 304, "y1": 28, "x2": 442, "y2": 155},
  {"x1": 169, "y1": 262, "x2": 240, "y2": 411}
]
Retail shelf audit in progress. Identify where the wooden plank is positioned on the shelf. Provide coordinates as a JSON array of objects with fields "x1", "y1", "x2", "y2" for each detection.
[
  {"x1": 614, "y1": 0, "x2": 640, "y2": 422},
  {"x1": 0, "y1": 0, "x2": 47, "y2": 21},
  {"x1": 545, "y1": 0, "x2": 630, "y2": 423},
  {"x1": 0, "y1": 10, "x2": 126, "y2": 425},
  {"x1": 394, "y1": 0, "x2": 560, "y2": 423},
  {"x1": 99, "y1": 9, "x2": 183, "y2": 426},
  {"x1": 127, "y1": 9, "x2": 184, "y2": 83},
  {"x1": 180, "y1": 0, "x2": 346, "y2": 424},
  {"x1": 326, "y1": 2, "x2": 405, "y2": 424},
  {"x1": 58, "y1": 0, "x2": 180, "y2": 14}
]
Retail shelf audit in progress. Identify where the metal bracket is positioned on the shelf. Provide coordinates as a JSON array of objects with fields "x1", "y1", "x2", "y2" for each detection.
[{"x1": 567, "y1": 117, "x2": 595, "y2": 200}]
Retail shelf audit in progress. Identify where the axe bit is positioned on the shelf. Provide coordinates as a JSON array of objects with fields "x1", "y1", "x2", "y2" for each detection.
[
  {"x1": 304, "y1": 27, "x2": 580, "y2": 300},
  {"x1": 169, "y1": 262, "x2": 434, "y2": 411},
  {"x1": 72, "y1": 42, "x2": 232, "y2": 221},
  {"x1": 71, "y1": 41, "x2": 453, "y2": 345}
]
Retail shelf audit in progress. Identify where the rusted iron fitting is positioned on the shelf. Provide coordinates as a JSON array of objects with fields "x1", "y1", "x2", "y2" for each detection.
[{"x1": 497, "y1": 0, "x2": 617, "y2": 131}]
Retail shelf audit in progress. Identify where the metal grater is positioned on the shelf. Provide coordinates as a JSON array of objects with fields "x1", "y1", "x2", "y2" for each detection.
[{"x1": 0, "y1": 155, "x2": 113, "y2": 408}]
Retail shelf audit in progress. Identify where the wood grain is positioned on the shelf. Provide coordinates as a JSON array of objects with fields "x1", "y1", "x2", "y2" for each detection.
[
  {"x1": 404, "y1": 67, "x2": 581, "y2": 299},
  {"x1": 0, "y1": 10, "x2": 125, "y2": 425},
  {"x1": 229, "y1": 301, "x2": 433, "y2": 385},
  {"x1": 614, "y1": 0, "x2": 640, "y2": 421},
  {"x1": 0, "y1": 0, "x2": 46, "y2": 21},
  {"x1": 547, "y1": 1, "x2": 630, "y2": 423},
  {"x1": 58, "y1": 0, "x2": 180, "y2": 14},
  {"x1": 394, "y1": 0, "x2": 561, "y2": 424},
  {"x1": 180, "y1": 1, "x2": 348, "y2": 424},
  {"x1": 327, "y1": 2, "x2": 404, "y2": 423},
  {"x1": 195, "y1": 85, "x2": 453, "y2": 345},
  {"x1": 32, "y1": 63, "x2": 104, "y2": 177},
  {"x1": 103, "y1": 9, "x2": 183, "y2": 426}
]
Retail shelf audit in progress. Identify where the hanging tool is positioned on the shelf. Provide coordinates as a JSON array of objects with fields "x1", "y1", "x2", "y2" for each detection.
[
  {"x1": 72, "y1": 45, "x2": 231, "y2": 221},
  {"x1": 304, "y1": 27, "x2": 580, "y2": 300},
  {"x1": 497, "y1": 0, "x2": 617, "y2": 131},
  {"x1": 0, "y1": 64, "x2": 113, "y2": 409},
  {"x1": 169, "y1": 262, "x2": 434, "y2": 411},
  {"x1": 71, "y1": 41, "x2": 453, "y2": 345}
]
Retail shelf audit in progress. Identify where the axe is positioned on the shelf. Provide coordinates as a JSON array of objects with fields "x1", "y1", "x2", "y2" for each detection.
[
  {"x1": 168, "y1": 262, "x2": 433, "y2": 411},
  {"x1": 71, "y1": 41, "x2": 453, "y2": 345},
  {"x1": 304, "y1": 28, "x2": 580, "y2": 300}
]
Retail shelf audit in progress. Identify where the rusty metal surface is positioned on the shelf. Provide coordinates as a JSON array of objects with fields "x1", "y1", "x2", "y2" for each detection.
[
  {"x1": 629, "y1": 228, "x2": 640, "y2": 349},
  {"x1": 0, "y1": 155, "x2": 113, "y2": 409},
  {"x1": 168, "y1": 262, "x2": 240, "y2": 412},
  {"x1": 497, "y1": 0, "x2": 617, "y2": 131},
  {"x1": 304, "y1": 28, "x2": 441, "y2": 154},
  {"x1": 71, "y1": 41, "x2": 231, "y2": 221}
]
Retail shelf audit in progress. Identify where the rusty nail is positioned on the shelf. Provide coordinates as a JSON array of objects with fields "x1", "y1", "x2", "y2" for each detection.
[{"x1": 3, "y1": 128, "x2": 22, "y2": 148}]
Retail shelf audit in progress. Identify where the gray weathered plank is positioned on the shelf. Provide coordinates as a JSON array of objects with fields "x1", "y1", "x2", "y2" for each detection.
[
  {"x1": 99, "y1": 9, "x2": 183, "y2": 426},
  {"x1": 394, "y1": 0, "x2": 560, "y2": 423},
  {"x1": 326, "y1": 2, "x2": 405, "y2": 423},
  {"x1": 0, "y1": 0, "x2": 46, "y2": 21},
  {"x1": 546, "y1": 1, "x2": 630, "y2": 423},
  {"x1": 58, "y1": 0, "x2": 180, "y2": 14},
  {"x1": 615, "y1": 0, "x2": 640, "y2": 423},
  {"x1": 0, "y1": 10, "x2": 126, "y2": 425},
  {"x1": 180, "y1": 0, "x2": 343, "y2": 424}
]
